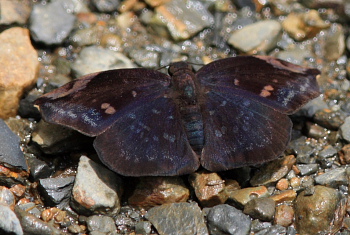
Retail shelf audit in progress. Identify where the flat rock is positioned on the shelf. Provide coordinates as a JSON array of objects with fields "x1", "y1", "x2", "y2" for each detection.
[
  {"x1": 87, "y1": 215, "x2": 117, "y2": 234},
  {"x1": 0, "y1": 119, "x2": 27, "y2": 171},
  {"x1": 0, "y1": 204, "x2": 23, "y2": 235},
  {"x1": 146, "y1": 202, "x2": 208, "y2": 235},
  {"x1": 228, "y1": 20, "x2": 282, "y2": 54},
  {"x1": 128, "y1": 176, "x2": 189, "y2": 209},
  {"x1": 0, "y1": 27, "x2": 39, "y2": 118},
  {"x1": 91, "y1": 0, "x2": 120, "y2": 12},
  {"x1": 207, "y1": 204, "x2": 251, "y2": 235},
  {"x1": 70, "y1": 155, "x2": 123, "y2": 216},
  {"x1": 314, "y1": 167, "x2": 349, "y2": 188},
  {"x1": 243, "y1": 197, "x2": 276, "y2": 222},
  {"x1": 29, "y1": 0, "x2": 76, "y2": 45},
  {"x1": 71, "y1": 46, "x2": 136, "y2": 77},
  {"x1": 226, "y1": 186, "x2": 269, "y2": 209}
]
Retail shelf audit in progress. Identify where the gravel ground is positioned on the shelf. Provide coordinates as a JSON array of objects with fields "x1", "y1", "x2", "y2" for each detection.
[{"x1": 1, "y1": 0, "x2": 350, "y2": 234}]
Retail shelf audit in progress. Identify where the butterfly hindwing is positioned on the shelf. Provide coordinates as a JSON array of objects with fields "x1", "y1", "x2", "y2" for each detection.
[
  {"x1": 35, "y1": 69, "x2": 171, "y2": 136},
  {"x1": 197, "y1": 56, "x2": 320, "y2": 114},
  {"x1": 94, "y1": 95, "x2": 199, "y2": 176},
  {"x1": 200, "y1": 89, "x2": 292, "y2": 171}
]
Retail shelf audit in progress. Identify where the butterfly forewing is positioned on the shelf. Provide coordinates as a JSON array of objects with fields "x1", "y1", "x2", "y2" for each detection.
[
  {"x1": 200, "y1": 89, "x2": 292, "y2": 171},
  {"x1": 197, "y1": 56, "x2": 320, "y2": 114},
  {"x1": 35, "y1": 69, "x2": 170, "y2": 136},
  {"x1": 94, "y1": 95, "x2": 199, "y2": 176}
]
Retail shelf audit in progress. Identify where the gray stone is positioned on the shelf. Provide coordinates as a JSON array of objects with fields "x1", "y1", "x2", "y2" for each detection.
[
  {"x1": 318, "y1": 146, "x2": 338, "y2": 159},
  {"x1": 0, "y1": 187, "x2": 15, "y2": 208},
  {"x1": 135, "y1": 221, "x2": 152, "y2": 234},
  {"x1": 295, "y1": 96, "x2": 328, "y2": 118},
  {"x1": 70, "y1": 155, "x2": 122, "y2": 216},
  {"x1": 243, "y1": 198, "x2": 276, "y2": 222},
  {"x1": 340, "y1": 116, "x2": 350, "y2": 142},
  {"x1": 71, "y1": 46, "x2": 135, "y2": 77},
  {"x1": 254, "y1": 224, "x2": 286, "y2": 235},
  {"x1": 0, "y1": 205, "x2": 23, "y2": 235},
  {"x1": 27, "y1": 157, "x2": 54, "y2": 181},
  {"x1": 0, "y1": 119, "x2": 27, "y2": 171},
  {"x1": 39, "y1": 176, "x2": 75, "y2": 208},
  {"x1": 146, "y1": 202, "x2": 208, "y2": 235},
  {"x1": 92, "y1": 0, "x2": 120, "y2": 12},
  {"x1": 150, "y1": 0, "x2": 214, "y2": 41},
  {"x1": 207, "y1": 204, "x2": 251, "y2": 235},
  {"x1": 87, "y1": 215, "x2": 117, "y2": 234},
  {"x1": 297, "y1": 164, "x2": 319, "y2": 176},
  {"x1": 14, "y1": 207, "x2": 62, "y2": 235},
  {"x1": 228, "y1": 20, "x2": 282, "y2": 53},
  {"x1": 29, "y1": 0, "x2": 76, "y2": 45},
  {"x1": 314, "y1": 167, "x2": 348, "y2": 188}
]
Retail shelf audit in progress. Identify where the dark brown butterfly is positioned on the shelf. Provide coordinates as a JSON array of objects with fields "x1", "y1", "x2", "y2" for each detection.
[{"x1": 35, "y1": 56, "x2": 320, "y2": 176}]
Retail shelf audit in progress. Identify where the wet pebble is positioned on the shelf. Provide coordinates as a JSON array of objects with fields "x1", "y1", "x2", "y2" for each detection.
[
  {"x1": 71, "y1": 46, "x2": 135, "y2": 77},
  {"x1": 146, "y1": 202, "x2": 208, "y2": 235},
  {"x1": 29, "y1": 0, "x2": 76, "y2": 45},
  {"x1": 254, "y1": 224, "x2": 286, "y2": 235},
  {"x1": 0, "y1": 186, "x2": 16, "y2": 209},
  {"x1": 314, "y1": 167, "x2": 349, "y2": 188},
  {"x1": 70, "y1": 155, "x2": 122, "y2": 215},
  {"x1": 313, "y1": 109, "x2": 345, "y2": 130},
  {"x1": 0, "y1": 27, "x2": 39, "y2": 119},
  {"x1": 294, "y1": 185, "x2": 346, "y2": 234},
  {"x1": 135, "y1": 221, "x2": 152, "y2": 234},
  {"x1": 226, "y1": 186, "x2": 269, "y2": 208},
  {"x1": 228, "y1": 20, "x2": 282, "y2": 54},
  {"x1": 0, "y1": 119, "x2": 28, "y2": 171},
  {"x1": 128, "y1": 176, "x2": 189, "y2": 209},
  {"x1": 273, "y1": 204, "x2": 294, "y2": 227},
  {"x1": 243, "y1": 197, "x2": 275, "y2": 222},
  {"x1": 39, "y1": 176, "x2": 75, "y2": 208},
  {"x1": 318, "y1": 145, "x2": 337, "y2": 159},
  {"x1": 27, "y1": 157, "x2": 54, "y2": 181},
  {"x1": 0, "y1": 204, "x2": 23, "y2": 235},
  {"x1": 86, "y1": 215, "x2": 117, "y2": 234},
  {"x1": 206, "y1": 204, "x2": 251, "y2": 235},
  {"x1": 15, "y1": 206, "x2": 62, "y2": 235},
  {"x1": 296, "y1": 164, "x2": 319, "y2": 176},
  {"x1": 296, "y1": 96, "x2": 329, "y2": 118},
  {"x1": 250, "y1": 155, "x2": 295, "y2": 186},
  {"x1": 324, "y1": 24, "x2": 345, "y2": 61},
  {"x1": 269, "y1": 189, "x2": 297, "y2": 204},
  {"x1": 189, "y1": 171, "x2": 228, "y2": 207}
]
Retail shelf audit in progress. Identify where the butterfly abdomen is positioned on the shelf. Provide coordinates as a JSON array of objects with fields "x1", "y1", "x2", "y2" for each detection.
[{"x1": 169, "y1": 62, "x2": 205, "y2": 153}]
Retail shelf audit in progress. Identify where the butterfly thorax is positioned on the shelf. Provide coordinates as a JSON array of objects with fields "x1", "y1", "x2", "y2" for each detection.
[{"x1": 169, "y1": 62, "x2": 204, "y2": 153}]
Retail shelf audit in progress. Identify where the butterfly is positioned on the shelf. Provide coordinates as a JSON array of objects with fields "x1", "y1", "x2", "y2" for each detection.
[{"x1": 35, "y1": 56, "x2": 320, "y2": 176}]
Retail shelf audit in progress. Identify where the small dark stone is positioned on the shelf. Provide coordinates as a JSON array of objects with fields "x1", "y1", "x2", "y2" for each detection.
[
  {"x1": 91, "y1": 0, "x2": 120, "y2": 12},
  {"x1": 207, "y1": 204, "x2": 251, "y2": 235},
  {"x1": 0, "y1": 119, "x2": 28, "y2": 171},
  {"x1": 314, "y1": 109, "x2": 346, "y2": 130},
  {"x1": 27, "y1": 157, "x2": 54, "y2": 181},
  {"x1": 86, "y1": 215, "x2": 117, "y2": 234},
  {"x1": 243, "y1": 198, "x2": 276, "y2": 222},
  {"x1": 296, "y1": 164, "x2": 319, "y2": 176},
  {"x1": 254, "y1": 224, "x2": 286, "y2": 235},
  {"x1": 314, "y1": 168, "x2": 348, "y2": 188},
  {"x1": 39, "y1": 176, "x2": 75, "y2": 208}
]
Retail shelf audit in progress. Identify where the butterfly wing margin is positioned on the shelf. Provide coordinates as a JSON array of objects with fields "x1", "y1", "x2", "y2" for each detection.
[
  {"x1": 94, "y1": 95, "x2": 200, "y2": 176},
  {"x1": 200, "y1": 89, "x2": 292, "y2": 172},
  {"x1": 35, "y1": 69, "x2": 171, "y2": 136},
  {"x1": 197, "y1": 56, "x2": 320, "y2": 114}
]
